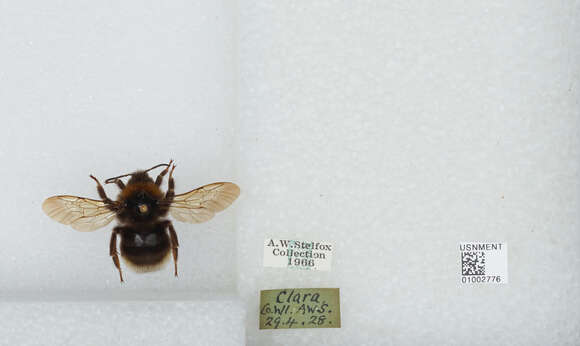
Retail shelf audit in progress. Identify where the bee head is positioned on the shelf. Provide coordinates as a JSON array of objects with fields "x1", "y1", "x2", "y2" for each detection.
[
  {"x1": 105, "y1": 163, "x2": 170, "y2": 224},
  {"x1": 116, "y1": 188, "x2": 160, "y2": 224},
  {"x1": 126, "y1": 171, "x2": 154, "y2": 185}
]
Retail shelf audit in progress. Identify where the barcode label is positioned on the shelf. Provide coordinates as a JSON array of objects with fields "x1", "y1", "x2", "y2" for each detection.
[{"x1": 460, "y1": 242, "x2": 508, "y2": 284}]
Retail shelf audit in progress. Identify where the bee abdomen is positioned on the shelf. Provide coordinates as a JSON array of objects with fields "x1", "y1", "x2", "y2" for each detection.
[{"x1": 120, "y1": 228, "x2": 171, "y2": 273}]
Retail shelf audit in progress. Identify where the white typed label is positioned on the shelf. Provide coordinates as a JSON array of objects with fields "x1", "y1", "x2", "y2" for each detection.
[
  {"x1": 460, "y1": 242, "x2": 508, "y2": 284},
  {"x1": 263, "y1": 238, "x2": 333, "y2": 271}
]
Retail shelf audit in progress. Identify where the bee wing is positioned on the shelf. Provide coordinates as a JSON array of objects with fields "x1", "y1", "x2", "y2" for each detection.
[
  {"x1": 169, "y1": 182, "x2": 240, "y2": 223},
  {"x1": 42, "y1": 195, "x2": 116, "y2": 232}
]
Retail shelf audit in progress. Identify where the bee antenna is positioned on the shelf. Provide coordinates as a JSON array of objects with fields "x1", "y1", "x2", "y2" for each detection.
[
  {"x1": 144, "y1": 163, "x2": 171, "y2": 173},
  {"x1": 105, "y1": 163, "x2": 170, "y2": 184},
  {"x1": 105, "y1": 173, "x2": 133, "y2": 184}
]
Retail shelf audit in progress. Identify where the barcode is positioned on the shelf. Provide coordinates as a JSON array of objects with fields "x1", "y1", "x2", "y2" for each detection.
[{"x1": 461, "y1": 251, "x2": 485, "y2": 275}]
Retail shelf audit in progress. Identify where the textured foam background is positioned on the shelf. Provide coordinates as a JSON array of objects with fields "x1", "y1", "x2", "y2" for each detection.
[
  {"x1": 2, "y1": 1, "x2": 579, "y2": 345},
  {"x1": 0, "y1": 1, "x2": 237, "y2": 294},
  {"x1": 0, "y1": 1, "x2": 242, "y2": 344},
  {"x1": 0, "y1": 299, "x2": 245, "y2": 346},
  {"x1": 238, "y1": 1, "x2": 580, "y2": 345}
]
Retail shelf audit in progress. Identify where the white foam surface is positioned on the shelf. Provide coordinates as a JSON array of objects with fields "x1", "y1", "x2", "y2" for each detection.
[
  {"x1": 1, "y1": 1, "x2": 579, "y2": 345},
  {"x1": 0, "y1": 1, "x2": 243, "y2": 345},
  {"x1": 238, "y1": 1, "x2": 580, "y2": 345},
  {"x1": 0, "y1": 298, "x2": 245, "y2": 346},
  {"x1": 0, "y1": 0, "x2": 237, "y2": 294}
]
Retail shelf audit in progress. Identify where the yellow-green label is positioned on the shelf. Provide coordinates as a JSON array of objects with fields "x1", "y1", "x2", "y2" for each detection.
[{"x1": 259, "y1": 288, "x2": 341, "y2": 329}]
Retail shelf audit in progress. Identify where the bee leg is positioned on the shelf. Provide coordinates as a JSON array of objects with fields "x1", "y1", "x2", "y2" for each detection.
[
  {"x1": 155, "y1": 159, "x2": 173, "y2": 186},
  {"x1": 166, "y1": 221, "x2": 179, "y2": 277},
  {"x1": 110, "y1": 227, "x2": 124, "y2": 282},
  {"x1": 159, "y1": 164, "x2": 176, "y2": 215},
  {"x1": 113, "y1": 179, "x2": 125, "y2": 190},
  {"x1": 165, "y1": 164, "x2": 176, "y2": 201},
  {"x1": 89, "y1": 175, "x2": 115, "y2": 207}
]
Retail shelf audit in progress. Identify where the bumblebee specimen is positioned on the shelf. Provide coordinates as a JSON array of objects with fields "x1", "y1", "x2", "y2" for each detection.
[{"x1": 42, "y1": 161, "x2": 240, "y2": 282}]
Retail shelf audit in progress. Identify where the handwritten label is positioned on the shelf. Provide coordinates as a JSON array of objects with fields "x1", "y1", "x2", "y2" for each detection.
[
  {"x1": 460, "y1": 242, "x2": 508, "y2": 284},
  {"x1": 259, "y1": 288, "x2": 341, "y2": 329},
  {"x1": 263, "y1": 238, "x2": 333, "y2": 271}
]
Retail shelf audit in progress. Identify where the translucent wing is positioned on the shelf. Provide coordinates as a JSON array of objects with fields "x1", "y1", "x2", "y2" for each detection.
[
  {"x1": 42, "y1": 195, "x2": 116, "y2": 232},
  {"x1": 169, "y1": 182, "x2": 240, "y2": 223}
]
